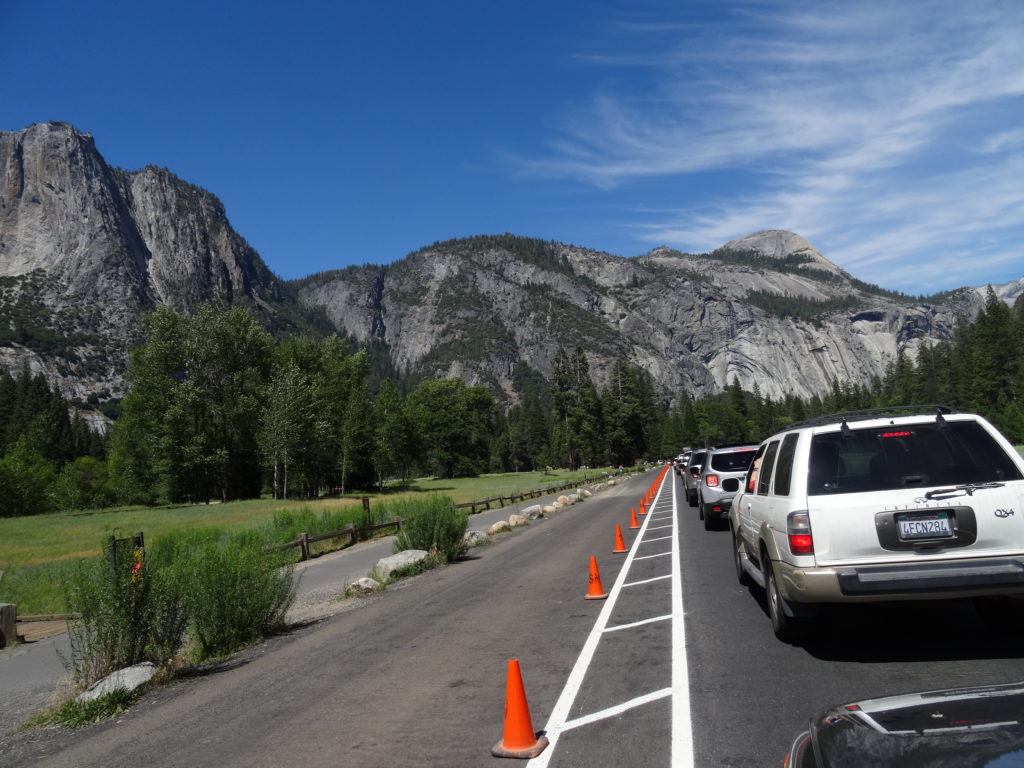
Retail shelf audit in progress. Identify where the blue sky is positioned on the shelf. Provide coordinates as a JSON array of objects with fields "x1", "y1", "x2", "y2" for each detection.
[{"x1": 3, "y1": 0, "x2": 1022, "y2": 294}]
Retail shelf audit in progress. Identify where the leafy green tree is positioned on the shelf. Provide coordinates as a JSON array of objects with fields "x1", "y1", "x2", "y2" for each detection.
[
  {"x1": 108, "y1": 303, "x2": 274, "y2": 504},
  {"x1": 371, "y1": 378, "x2": 414, "y2": 489},
  {"x1": 406, "y1": 378, "x2": 497, "y2": 477},
  {"x1": 258, "y1": 361, "x2": 313, "y2": 499},
  {"x1": 0, "y1": 435, "x2": 56, "y2": 516},
  {"x1": 52, "y1": 456, "x2": 112, "y2": 510}
]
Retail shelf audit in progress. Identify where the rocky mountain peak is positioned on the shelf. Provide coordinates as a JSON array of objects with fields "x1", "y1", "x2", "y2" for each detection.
[
  {"x1": 0, "y1": 121, "x2": 286, "y2": 401},
  {"x1": 716, "y1": 230, "x2": 845, "y2": 277}
]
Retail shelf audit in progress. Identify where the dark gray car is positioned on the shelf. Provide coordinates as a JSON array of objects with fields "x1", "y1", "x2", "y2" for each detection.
[{"x1": 683, "y1": 449, "x2": 706, "y2": 507}]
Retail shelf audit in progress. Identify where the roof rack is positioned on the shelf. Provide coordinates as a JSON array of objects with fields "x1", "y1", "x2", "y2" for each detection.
[
  {"x1": 781, "y1": 405, "x2": 959, "y2": 432},
  {"x1": 707, "y1": 442, "x2": 760, "y2": 451}
]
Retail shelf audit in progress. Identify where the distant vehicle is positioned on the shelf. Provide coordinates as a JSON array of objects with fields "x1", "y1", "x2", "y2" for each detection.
[
  {"x1": 784, "y1": 680, "x2": 1024, "y2": 767},
  {"x1": 698, "y1": 443, "x2": 758, "y2": 531},
  {"x1": 673, "y1": 452, "x2": 690, "y2": 476},
  {"x1": 683, "y1": 450, "x2": 706, "y2": 506},
  {"x1": 731, "y1": 406, "x2": 1024, "y2": 642}
]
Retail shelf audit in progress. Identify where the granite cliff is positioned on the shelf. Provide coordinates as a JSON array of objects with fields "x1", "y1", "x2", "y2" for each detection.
[
  {"x1": 0, "y1": 122, "x2": 287, "y2": 402},
  {"x1": 0, "y1": 121, "x2": 1005, "y2": 411}
]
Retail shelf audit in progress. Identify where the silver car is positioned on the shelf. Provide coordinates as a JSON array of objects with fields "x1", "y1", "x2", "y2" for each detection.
[{"x1": 698, "y1": 444, "x2": 759, "y2": 530}]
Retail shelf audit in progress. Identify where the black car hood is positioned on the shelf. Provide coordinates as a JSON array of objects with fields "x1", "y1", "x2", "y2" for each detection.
[{"x1": 809, "y1": 682, "x2": 1024, "y2": 767}]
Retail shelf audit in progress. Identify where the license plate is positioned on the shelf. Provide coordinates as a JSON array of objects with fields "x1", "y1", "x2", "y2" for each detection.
[{"x1": 897, "y1": 513, "x2": 953, "y2": 540}]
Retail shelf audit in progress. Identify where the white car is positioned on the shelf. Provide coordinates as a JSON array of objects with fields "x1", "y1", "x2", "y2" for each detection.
[{"x1": 730, "y1": 407, "x2": 1024, "y2": 642}]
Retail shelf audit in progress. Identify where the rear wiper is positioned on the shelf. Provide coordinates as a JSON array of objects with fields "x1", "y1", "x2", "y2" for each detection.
[{"x1": 923, "y1": 482, "x2": 1004, "y2": 500}]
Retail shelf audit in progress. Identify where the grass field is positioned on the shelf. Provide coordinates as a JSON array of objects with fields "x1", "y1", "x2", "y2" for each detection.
[{"x1": 0, "y1": 467, "x2": 619, "y2": 614}]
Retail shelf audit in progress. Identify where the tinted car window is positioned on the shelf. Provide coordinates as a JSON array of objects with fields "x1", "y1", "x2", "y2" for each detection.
[
  {"x1": 709, "y1": 450, "x2": 757, "y2": 472},
  {"x1": 745, "y1": 444, "x2": 766, "y2": 493},
  {"x1": 758, "y1": 441, "x2": 779, "y2": 495},
  {"x1": 807, "y1": 421, "x2": 1023, "y2": 496},
  {"x1": 772, "y1": 434, "x2": 800, "y2": 496}
]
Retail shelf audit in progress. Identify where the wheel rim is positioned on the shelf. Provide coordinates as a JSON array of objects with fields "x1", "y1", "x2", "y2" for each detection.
[{"x1": 767, "y1": 566, "x2": 781, "y2": 625}]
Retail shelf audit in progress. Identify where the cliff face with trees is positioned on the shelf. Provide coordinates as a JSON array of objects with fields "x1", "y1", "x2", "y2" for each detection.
[{"x1": 2, "y1": 122, "x2": 1003, "y2": 417}]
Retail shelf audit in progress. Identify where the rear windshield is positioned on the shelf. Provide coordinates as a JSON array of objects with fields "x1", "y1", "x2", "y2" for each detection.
[
  {"x1": 688, "y1": 451, "x2": 706, "y2": 467},
  {"x1": 808, "y1": 421, "x2": 1023, "y2": 495},
  {"x1": 709, "y1": 450, "x2": 757, "y2": 472}
]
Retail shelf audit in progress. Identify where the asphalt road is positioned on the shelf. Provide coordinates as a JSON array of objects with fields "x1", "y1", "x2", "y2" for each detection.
[{"x1": 3, "y1": 468, "x2": 1022, "y2": 767}]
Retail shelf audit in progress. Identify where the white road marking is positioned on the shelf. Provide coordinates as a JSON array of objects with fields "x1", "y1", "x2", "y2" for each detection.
[
  {"x1": 527, "y1": 471, "x2": 694, "y2": 768},
  {"x1": 604, "y1": 614, "x2": 672, "y2": 633},
  {"x1": 560, "y1": 688, "x2": 673, "y2": 732},
  {"x1": 671, "y1": 473, "x2": 695, "y2": 768},
  {"x1": 623, "y1": 574, "x2": 672, "y2": 588}
]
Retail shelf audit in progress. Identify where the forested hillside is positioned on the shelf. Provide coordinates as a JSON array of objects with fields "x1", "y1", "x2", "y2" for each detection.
[{"x1": 2, "y1": 290, "x2": 1020, "y2": 517}]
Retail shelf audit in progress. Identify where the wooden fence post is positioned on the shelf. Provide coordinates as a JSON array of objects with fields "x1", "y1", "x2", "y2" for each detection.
[
  {"x1": 0, "y1": 603, "x2": 15, "y2": 649},
  {"x1": 107, "y1": 535, "x2": 116, "y2": 577},
  {"x1": 345, "y1": 523, "x2": 356, "y2": 547},
  {"x1": 299, "y1": 532, "x2": 309, "y2": 562},
  {"x1": 362, "y1": 497, "x2": 371, "y2": 526}
]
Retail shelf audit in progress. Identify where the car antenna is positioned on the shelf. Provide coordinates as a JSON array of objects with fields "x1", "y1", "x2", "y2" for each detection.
[
  {"x1": 840, "y1": 419, "x2": 853, "y2": 439},
  {"x1": 935, "y1": 408, "x2": 948, "y2": 428}
]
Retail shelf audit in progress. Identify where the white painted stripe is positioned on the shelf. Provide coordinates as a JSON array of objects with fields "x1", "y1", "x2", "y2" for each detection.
[
  {"x1": 623, "y1": 574, "x2": 672, "y2": 588},
  {"x1": 604, "y1": 614, "x2": 672, "y2": 633},
  {"x1": 646, "y1": 523, "x2": 674, "y2": 531},
  {"x1": 560, "y1": 688, "x2": 673, "y2": 732},
  {"x1": 671, "y1": 472, "x2": 695, "y2": 767},
  {"x1": 634, "y1": 551, "x2": 672, "y2": 561},
  {"x1": 642, "y1": 535, "x2": 673, "y2": 543},
  {"x1": 526, "y1": 475, "x2": 664, "y2": 768}
]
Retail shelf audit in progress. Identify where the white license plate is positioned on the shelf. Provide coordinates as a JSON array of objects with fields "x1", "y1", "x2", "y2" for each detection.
[{"x1": 898, "y1": 514, "x2": 953, "y2": 540}]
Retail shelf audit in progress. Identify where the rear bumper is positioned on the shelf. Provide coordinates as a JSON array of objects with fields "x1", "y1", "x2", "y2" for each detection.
[{"x1": 778, "y1": 557, "x2": 1024, "y2": 603}]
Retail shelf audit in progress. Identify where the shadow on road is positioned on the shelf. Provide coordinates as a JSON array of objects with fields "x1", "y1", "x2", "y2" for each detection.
[{"x1": 747, "y1": 587, "x2": 1024, "y2": 663}]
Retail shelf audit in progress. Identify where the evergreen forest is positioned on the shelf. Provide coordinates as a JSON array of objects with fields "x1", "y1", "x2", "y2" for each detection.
[{"x1": 1, "y1": 289, "x2": 1022, "y2": 516}]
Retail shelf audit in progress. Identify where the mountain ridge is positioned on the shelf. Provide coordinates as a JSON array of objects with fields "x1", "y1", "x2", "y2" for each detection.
[{"x1": 0, "y1": 122, "x2": 1013, "y2": 411}]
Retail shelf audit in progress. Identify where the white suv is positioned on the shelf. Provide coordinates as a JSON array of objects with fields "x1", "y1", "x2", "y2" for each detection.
[{"x1": 730, "y1": 407, "x2": 1024, "y2": 642}]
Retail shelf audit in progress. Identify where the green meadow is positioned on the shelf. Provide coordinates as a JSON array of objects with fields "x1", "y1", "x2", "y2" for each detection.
[{"x1": 0, "y1": 468, "x2": 619, "y2": 614}]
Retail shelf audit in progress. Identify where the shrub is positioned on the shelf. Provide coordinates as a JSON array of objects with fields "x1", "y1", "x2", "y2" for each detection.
[
  {"x1": 181, "y1": 529, "x2": 296, "y2": 661},
  {"x1": 62, "y1": 539, "x2": 188, "y2": 686},
  {"x1": 390, "y1": 494, "x2": 468, "y2": 564}
]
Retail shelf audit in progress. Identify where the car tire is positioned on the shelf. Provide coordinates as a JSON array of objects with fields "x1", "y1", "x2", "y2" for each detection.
[
  {"x1": 702, "y1": 503, "x2": 715, "y2": 531},
  {"x1": 687, "y1": 489, "x2": 696, "y2": 507},
  {"x1": 763, "y1": 552, "x2": 805, "y2": 643},
  {"x1": 734, "y1": 529, "x2": 752, "y2": 587}
]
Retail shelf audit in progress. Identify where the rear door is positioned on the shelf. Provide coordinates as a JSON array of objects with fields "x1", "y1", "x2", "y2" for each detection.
[{"x1": 806, "y1": 418, "x2": 1024, "y2": 566}]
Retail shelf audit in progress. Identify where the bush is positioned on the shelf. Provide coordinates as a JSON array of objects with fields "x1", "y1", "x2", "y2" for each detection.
[
  {"x1": 0, "y1": 437, "x2": 56, "y2": 517},
  {"x1": 390, "y1": 494, "x2": 468, "y2": 564},
  {"x1": 63, "y1": 539, "x2": 188, "y2": 686},
  {"x1": 179, "y1": 529, "x2": 296, "y2": 661}
]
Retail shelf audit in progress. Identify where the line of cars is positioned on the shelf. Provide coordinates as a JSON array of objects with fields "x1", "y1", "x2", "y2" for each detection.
[{"x1": 675, "y1": 405, "x2": 1024, "y2": 766}]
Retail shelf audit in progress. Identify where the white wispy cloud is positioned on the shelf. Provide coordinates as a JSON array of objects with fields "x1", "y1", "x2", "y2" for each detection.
[{"x1": 523, "y1": 0, "x2": 1024, "y2": 292}]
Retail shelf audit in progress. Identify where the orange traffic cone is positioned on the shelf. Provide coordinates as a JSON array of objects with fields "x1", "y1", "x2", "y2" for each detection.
[
  {"x1": 613, "y1": 524, "x2": 628, "y2": 553},
  {"x1": 629, "y1": 506, "x2": 640, "y2": 529},
  {"x1": 585, "y1": 555, "x2": 608, "y2": 600},
  {"x1": 492, "y1": 659, "x2": 550, "y2": 759},
  {"x1": 639, "y1": 501, "x2": 647, "y2": 515}
]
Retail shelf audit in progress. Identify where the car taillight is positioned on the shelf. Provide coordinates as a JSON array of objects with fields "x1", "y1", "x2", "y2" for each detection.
[
  {"x1": 787, "y1": 511, "x2": 813, "y2": 555},
  {"x1": 705, "y1": 474, "x2": 719, "y2": 487}
]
